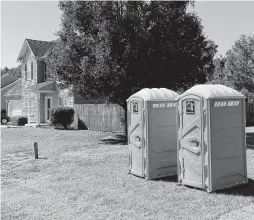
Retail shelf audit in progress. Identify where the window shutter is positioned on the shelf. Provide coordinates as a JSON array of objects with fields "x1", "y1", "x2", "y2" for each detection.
[
  {"x1": 25, "y1": 64, "x2": 27, "y2": 80},
  {"x1": 44, "y1": 62, "x2": 47, "y2": 80},
  {"x1": 31, "y1": 61, "x2": 33, "y2": 80}
]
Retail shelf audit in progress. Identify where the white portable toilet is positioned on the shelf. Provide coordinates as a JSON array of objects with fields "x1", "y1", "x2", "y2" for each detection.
[
  {"x1": 127, "y1": 88, "x2": 179, "y2": 180},
  {"x1": 177, "y1": 84, "x2": 248, "y2": 192}
]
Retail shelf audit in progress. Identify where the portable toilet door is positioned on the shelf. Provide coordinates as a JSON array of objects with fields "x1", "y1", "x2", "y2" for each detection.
[
  {"x1": 127, "y1": 88, "x2": 179, "y2": 180},
  {"x1": 127, "y1": 94, "x2": 145, "y2": 177},
  {"x1": 177, "y1": 84, "x2": 248, "y2": 192}
]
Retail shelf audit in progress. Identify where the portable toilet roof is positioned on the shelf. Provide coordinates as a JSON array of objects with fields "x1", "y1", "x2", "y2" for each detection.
[
  {"x1": 127, "y1": 88, "x2": 179, "y2": 102},
  {"x1": 179, "y1": 84, "x2": 244, "y2": 99}
]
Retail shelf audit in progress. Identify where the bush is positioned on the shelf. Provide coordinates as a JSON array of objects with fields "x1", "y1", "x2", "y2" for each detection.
[
  {"x1": 1, "y1": 109, "x2": 7, "y2": 116},
  {"x1": 50, "y1": 107, "x2": 74, "y2": 129},
  {"x1": 11, "y1": 116, "x2": 28, "y2": 126}
]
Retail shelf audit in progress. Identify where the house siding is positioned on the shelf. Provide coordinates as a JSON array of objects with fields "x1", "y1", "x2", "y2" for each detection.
[
  {"x1": 59, "y1": 89, "x2": 74, "y2": 107},
  {"x1": 21, "y1": 49, "x2": 38, "y2": 119}
]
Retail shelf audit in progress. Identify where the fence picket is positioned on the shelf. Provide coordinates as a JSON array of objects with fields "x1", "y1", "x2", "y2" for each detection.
[{"x1": 74, "y1": 104, "x2": 125, "y2": 132}]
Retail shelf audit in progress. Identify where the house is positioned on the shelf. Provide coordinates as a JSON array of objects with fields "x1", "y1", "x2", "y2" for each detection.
[
  {"x1": 3, "y1": 78, "x2": 22, "y2": 117},
  {"x1": 17, "y1": 39, "x2": 74, "y2": 125},
  {"x1": 1, "y1": 74, "x2": 22, "y2": 116}
]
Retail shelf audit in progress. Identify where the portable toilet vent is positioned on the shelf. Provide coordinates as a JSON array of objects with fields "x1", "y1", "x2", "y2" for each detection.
[
  {"x1": 177, "y1": 84, "x2": 247, "y2": 192},
  {"x1": 127, "y1": 88, "x2": 179, "y2": 180}
]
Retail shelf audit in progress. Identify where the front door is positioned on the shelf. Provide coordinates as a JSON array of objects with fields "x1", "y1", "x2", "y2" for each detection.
[
  {"x1": 179, "y1": 96, "x2": 203, "y2": 188},
  {"x1": 128, "y1": 99, "x2": 144, "y2": 177},
  {"x1": 45, "y1": 96, "x2": 53, "y2": 121}
]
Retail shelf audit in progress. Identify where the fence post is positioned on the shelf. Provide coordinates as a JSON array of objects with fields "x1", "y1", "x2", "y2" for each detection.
[{"x1": 34, "y1": 142, "x2": 38, "y2": 159}]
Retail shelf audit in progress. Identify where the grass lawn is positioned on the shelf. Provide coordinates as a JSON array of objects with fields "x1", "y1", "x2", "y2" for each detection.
[{"x1": 1, "y1": 127, "x2": 254, "y2": 220}]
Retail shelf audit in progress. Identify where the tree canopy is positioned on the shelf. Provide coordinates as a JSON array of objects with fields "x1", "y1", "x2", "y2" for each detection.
[
  {"x1": 0, "y1": 65, "x2": 22, "y2": 78},
  {"x1": 46, "y1": 1, "x2": 217, "y2": 107},
  {"x1": 209, "y1": 34, "x2": 254, "y2": 101}
]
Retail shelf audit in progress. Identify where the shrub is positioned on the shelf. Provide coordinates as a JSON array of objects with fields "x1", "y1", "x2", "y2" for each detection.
[
  {"x1": 11, "y1": 116, "x2": 28, "y2": 126},
  {"x1": 50, "y1": 107, "x2": 74, "y2": 129},
  {"x1": 1, "y1": 109, "x2": 7, "y2": 116}
]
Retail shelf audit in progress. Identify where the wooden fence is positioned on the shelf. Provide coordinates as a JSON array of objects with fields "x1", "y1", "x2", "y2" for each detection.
[
  {"x1": 74, "y1": 104, "x2": 125, "y2": 133},
  {"x1": 246, "y1": 102, "x2": 254, "y2": 126},
  {"x1": 73, "y1": 102, "x2": 254, "y2": 132}
]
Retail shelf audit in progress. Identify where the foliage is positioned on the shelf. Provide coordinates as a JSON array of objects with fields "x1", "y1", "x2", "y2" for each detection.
[
  {"x1": 0, "y1": 65, "x2": 21, "y2": 78},
  {"x1": 50, "y1": 107, "x2": 74, "y2": 129},
  {"x1": 208, "y1": 34, "x2": 254, "y2": 100},
  {"x1": 46, "y1": 1, "x2": 217, "y2": 133},
  {"x1": 47, "y1": 1, "x2": 217, "y2": 105},
  {"x1": 11, "y1": 116, "x2": 28, "y2": 126},
  {"x1": 1, "y1": 67, "x2": 9, "y2": 76},
  {"x1": 1, "y1": 109, "x2": 7, "y2": 116}
]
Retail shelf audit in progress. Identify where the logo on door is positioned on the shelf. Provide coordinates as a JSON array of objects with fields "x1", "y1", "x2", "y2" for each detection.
[
  {"x1": 186, "y1": 101, "x2": 195, "y2": 115},
  {"x1": 132, "y1": 102, "x2": 139, "y2": 114}
]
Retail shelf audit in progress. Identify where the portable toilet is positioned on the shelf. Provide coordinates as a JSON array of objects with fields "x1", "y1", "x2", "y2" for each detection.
[
  {"x1": 177, "y1": 84, "x2": 248, "y2": 192},
  {"x1": 127, "y1": 88, "x2": 179, "y2": 180}
]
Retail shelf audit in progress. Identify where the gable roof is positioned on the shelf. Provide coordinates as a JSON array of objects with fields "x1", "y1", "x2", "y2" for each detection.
[
  {"x1": 4, "y1": 79, "x2": 22, "y2": 98},
  {"x1": 26, "y1": 39, "x2": 54, "y2": 57},
  {"x1": 17, "y1": 39, "x2": 54, "y2": 61},
  {"x1": 1, "y1": 74, "x2": 18, "y2": 88}
]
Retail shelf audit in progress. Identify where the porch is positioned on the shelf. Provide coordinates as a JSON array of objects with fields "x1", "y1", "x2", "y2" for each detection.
[{"x1": 28, "y1": 81, "x2": 59, "y2": 125}]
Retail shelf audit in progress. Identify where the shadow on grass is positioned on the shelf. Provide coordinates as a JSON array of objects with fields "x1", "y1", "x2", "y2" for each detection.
[
  {"x1": 246, "y1": 132, "x2": 254, "y2": 149},
  {"x1": 216, "y1": 178, "x2": 254, "y2": 197},
  {"x1": 37, "y1": 157, "x2": 48, "y2": 160},
  {"x1": 78, "y1": 119, "x2": 88, "y2": 130},
  {"x1": 100, "y1": 134, "x2": 127, "y2": 145},
  {"x1": 152, "y1": 175, "x2": 178, "y2": 183}
]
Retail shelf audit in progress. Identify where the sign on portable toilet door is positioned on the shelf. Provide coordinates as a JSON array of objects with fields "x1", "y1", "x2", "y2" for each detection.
[{"x1": 186, "y1": 101, "x2": 195, "y2": 114}]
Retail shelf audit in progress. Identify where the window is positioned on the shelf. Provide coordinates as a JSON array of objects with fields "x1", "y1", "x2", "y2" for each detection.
[
  {"x1": 31, "y1": 61, "x2": 33, "y2": 80},
  {"x1": 29, "y1": 97, "x2": 34, "y2": 115},
  {"x1": 64, "y1": 96, "x2": 73, "y2": 106},
  {"x1": 58, "y1": 97, "x2": 64, "y2": 106},
  {"x1": 25, "y1": 64, "x2": 27, "y2": 80}
]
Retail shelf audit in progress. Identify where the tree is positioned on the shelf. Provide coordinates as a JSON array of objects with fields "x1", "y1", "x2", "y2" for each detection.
[
  {"x1": 1, "y1": 67, "x2": 9, "y2": 76},
  {"x1": 0, "y1": 65, "x2": 21, "y2": 78},
  {"x1": 208, "y1": 34, "x2": 254, "y2": 100},
  {"x1": 46, "y1": 1, "x2": 217, "y2": 132},
  {"x1": 226, "y1": 34, "x2": 254, "y2": 92}
]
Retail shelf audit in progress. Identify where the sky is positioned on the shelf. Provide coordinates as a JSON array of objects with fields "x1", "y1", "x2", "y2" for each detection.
[{"x1": 1, "y1": 1, "x2": 254, "y2": 69}]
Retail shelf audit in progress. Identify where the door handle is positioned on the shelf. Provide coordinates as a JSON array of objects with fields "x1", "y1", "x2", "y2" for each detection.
[{"x1": 130, "y1": 136, "x2": 142, "y2": 148}]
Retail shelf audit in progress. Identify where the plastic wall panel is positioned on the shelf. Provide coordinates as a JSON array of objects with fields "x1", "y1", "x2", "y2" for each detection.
[
  {"x1": 210, "y1": 99, "x2": 247, "y2": 191},
  {"x1": 146, "y1": 100, "x2": 177, "y2": 179}
]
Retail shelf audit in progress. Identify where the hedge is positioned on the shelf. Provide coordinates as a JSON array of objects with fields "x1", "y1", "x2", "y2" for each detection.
[
  {"x1": 11, "y1": 116, "x2": 28, "y2": 126},
  {"x1": 50, "y1": 107, "x2": 74, "y2": 129}
]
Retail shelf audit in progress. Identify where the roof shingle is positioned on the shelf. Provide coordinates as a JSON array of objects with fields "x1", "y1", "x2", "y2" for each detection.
[
  {"x1": 26, "y1": 39, "x2": 54, "y2": 57},
  {"x1": 3, "y1": 79, "x2": 22, "y2": 98},
  {"x1": 1, "y1": 74, "x2": 18, "y2": 88}
]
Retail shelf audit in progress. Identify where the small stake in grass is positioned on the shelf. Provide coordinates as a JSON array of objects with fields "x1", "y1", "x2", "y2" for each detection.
[{"x1": 34, "y1": 142, "x2": 38, "y2": 159}]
